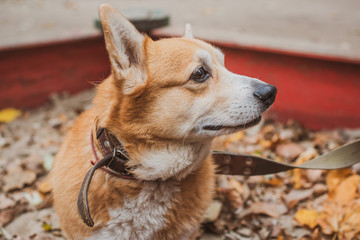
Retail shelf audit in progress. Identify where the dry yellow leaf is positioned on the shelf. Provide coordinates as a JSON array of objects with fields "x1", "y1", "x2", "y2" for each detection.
[
  {"x1": 259, "y1": 139, "x2": 272, "y2": 149},
  {"x1": 295, "y1": 209, "x2": 318, "y2": 229},
  {"x1": 326, "y1": 169, "x2": 353, "y2": 200},
  {"x1": 277, "y1": 234, "x2": 285, "y2": 240},
  {"x1": 264, "y1": 176, "x2": 284, "y2": 187},
  {"x1": 333, "y1": 174, "x2": 359, "y2": 204},
  {"x1": 227, "y1": 177, "x2": 243, "y2": 194},
  {"x1": 0, "y1": 108, "x2": 21, "y2": 123},
  {"x1": 223, "y1": 131, "x2": 244, "y2": 147},
  {"x1": 37, "y1": 180, "x2": 52, "y2": 194},
  {"x1": 225, "y1": 189, "x2": 243, "y2": 209},
  {"x1": 343, "y1": 203, "x2": 360, "y2": 227},
  {"x1": 292, "y1": 168, "x2": 304, "y2": 189},
  {"x1": 291, "y1": 147, "x2": 319, "y2": 189},
  {"x1": 295, "y1": 147, "x2": 319, "y2": 166},
  {"x1": 317, "y1": 200, "x2": 360, "y2": 238},
  {"x1": 341, "y1": 202, "x2": 360, "y2": 239}
]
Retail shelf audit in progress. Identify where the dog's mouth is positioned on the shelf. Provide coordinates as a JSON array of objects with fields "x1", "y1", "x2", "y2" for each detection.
[{"x1": 203, "y1": 116, "x2": 262, "y2": 131}]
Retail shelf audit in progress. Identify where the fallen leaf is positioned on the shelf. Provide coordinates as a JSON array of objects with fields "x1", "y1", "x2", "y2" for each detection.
[
  {"x1": 276, "y1": 143, "x2": 304, "y2": 160},
  {"x1": 292, "y1": 148, "x2": 319, "y2": 188},
  {"x1": 0, "y1": 208, "x2": 19, "y2": 226},
  {"x1": 217, "y1": 177, "x2": 243, "y2": 209},
  {"x1": 224, "y1": 189, "x2": 243, "y2": 209},
  {"x1": 261, "y1": 123, "x2": 275, "y2": 135},
  {"x1": 0, "y1": 204, "x2": 26, "y2": 226},
  {"x1": 312, "y1": 183, "x2": 328, "y2": 196},
  {"x1": 227, "y1": 177, "x2": 243, "y2": 194},
  {"x1": 202, "y1": 200, "x2": 223, "y2": 222},
  {"x1": 259, "y1": 139, "x2": 273, "y2": 149},
  {"x1": 342, "y1": 202, "x2": 360, "y2": 239},
  {"x1": 4, "y1": 208, "x2": 60, "y2": 238},
  {"x1": 242, "y1": 134, "x2": 258, "y2": 145},
  {"x1": 43, "y1": 154, "x2": 54, "y2": 171},
  {"x1": 37, "y1": 180, "x2": 52, "y2": 194},
  {"x1": 312, "y1": 228, "x2": 321, "y2": 240},
  {"x1": 304, "y1": 169, "x2": 323, "y2": 183},
  {"x1": 263, "y1": 175, "x2": 284, "y2": 187},
  {"x1": 216, "y1": 175, "x2": 230, "y2": 189},
  {"x1": 250, "y1": 202, "x2": 287, "y2": 218},
  {"x1": 0, "y1": 108, "x2": 21, "y2": 123},
  {"x1": 23, "y1": 155, "x2": 44, "y2": 174},
  {"x1": 285, "y1": 189, "x2": 313, "y2": 208},
  {"x1": 0, "y1": 194, "x2": 16, "y2": 210},
  {"x1": 42, "y1": 221, "x2": 52, "y2": 232},
  {"x1": 223, "y1": 132, "x2": 244, "y2": 147},
  {"x1": 326, "y1": 169, "x2": 352, "y2": 193},
  {"x1": 295, "y1": 147, "x2": 319, "y2": 165},
  {"x1": 313, "y1": 131, "x2": 344, "y2": 150},
  {"x1": 0, "y1": 134, "x2": 9, "y2": 148},
  {"x1": 279, "y1": 128, "x2": 296, "y2": 141},
  {"x1": 0, "y1": 227, "x2": 12, "y2": 239},
  {"x1": 292, "y1": 169, "x2": 305, "y2": 189},
  {"x1": 291, "y1": 228, "x2": 313, "y2": 239},
  {"x1": 237, "y1": 227, "x2": 251, "y2": 237},
  {"x1": 24, "y1": 191, "x2": 43, "y2": 206},
  {"x1": 317, "y1": 200, "x2": 360, "y2": 238},
  {"x1": 3, "y1": 165, "x2": 37, "y2": 192},
  {"x1": 332, "y1": 174, "x2": 359, "y2": 204},
  {"x1": 295, "y1": 209, "x2": 318, "y2": 229}
]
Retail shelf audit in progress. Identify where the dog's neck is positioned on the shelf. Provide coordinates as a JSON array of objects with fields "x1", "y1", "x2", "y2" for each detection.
[
  {"x1": 127, "y1": 140, "x2": 213, "y2": 181},
  {"x1": 92, "y1": 77, "x2": 213, "y2": 181}
]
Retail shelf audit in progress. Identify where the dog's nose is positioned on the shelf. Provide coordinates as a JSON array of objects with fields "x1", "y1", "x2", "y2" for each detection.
[{"x1": 253, "y1": 84, "x2": 277, "y2": 106}]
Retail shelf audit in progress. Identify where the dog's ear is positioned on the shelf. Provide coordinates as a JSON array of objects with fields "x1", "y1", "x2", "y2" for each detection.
[
  {"x1": 183, "y1": 23, "x2": 194, "y2": 39},
  {"x1": 99, "y1": 4, "x2": 147, "y2": 94}
]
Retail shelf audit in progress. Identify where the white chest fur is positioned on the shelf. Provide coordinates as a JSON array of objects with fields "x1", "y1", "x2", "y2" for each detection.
[
  {"x1": 87, "y1": 181, "x2": 179, "y2": 240},
  {"x1": 133, "y1": 142, "x2": 212, "y2": 181}
]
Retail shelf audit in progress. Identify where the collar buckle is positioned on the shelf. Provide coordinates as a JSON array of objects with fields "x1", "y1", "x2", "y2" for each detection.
[{"x1": 91, "y1": 128, "x2": 135, "y2": 179}]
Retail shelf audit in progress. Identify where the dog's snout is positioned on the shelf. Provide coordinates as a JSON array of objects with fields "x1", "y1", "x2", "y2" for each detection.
[{"x1": 253, "y1": 84, "x2": 277, "y2": 106}]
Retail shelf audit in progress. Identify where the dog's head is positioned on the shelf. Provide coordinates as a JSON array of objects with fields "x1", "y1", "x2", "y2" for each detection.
[{"x1": 97, "y1": 5, "x2": 276, "y2": 180}]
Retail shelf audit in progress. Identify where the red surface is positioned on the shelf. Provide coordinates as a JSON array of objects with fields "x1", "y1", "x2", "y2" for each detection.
[
  {"x1": 0, "y1": 35, "x2": 359, "y2": 129},
  {"x1": 0, "y1": 36, "x2": 110, "y2": 109}
]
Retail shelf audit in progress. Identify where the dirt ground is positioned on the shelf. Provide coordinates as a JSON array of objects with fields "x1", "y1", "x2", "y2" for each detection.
[{"x1": 0, "y1": 90, "x2": 360, "y2": 239}]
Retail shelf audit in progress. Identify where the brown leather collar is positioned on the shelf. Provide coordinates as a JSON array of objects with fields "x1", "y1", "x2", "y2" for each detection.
[
  {"x1": 77, "y1": 127, "x2": 360, "y2": 227},
  {"x1": 91, "y1": 127, "x2": 134, "y2": 179},
  {"x1": 77, "y1": 128, "x2": 134, "y2": 227}
]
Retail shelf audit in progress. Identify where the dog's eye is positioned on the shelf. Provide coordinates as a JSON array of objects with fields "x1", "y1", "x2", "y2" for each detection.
[{"x1": 190, "y1": 66, "x2": 210, "y2": 83}]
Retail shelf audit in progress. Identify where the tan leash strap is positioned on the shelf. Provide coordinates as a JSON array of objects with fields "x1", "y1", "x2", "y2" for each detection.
[
  {"x1": 78, "y1": 128, "x2": 359, "y2": 228},
  {"x1": 214, "y1": 139, "x2": 360, "y2": 176}
]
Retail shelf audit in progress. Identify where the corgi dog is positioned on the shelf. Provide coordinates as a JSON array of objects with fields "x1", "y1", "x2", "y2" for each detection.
[{"x1": 50, "y1": 4, "x2": 276, "y2": 240}]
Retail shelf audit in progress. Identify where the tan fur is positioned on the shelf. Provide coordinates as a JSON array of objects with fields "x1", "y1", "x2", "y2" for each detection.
[{"x1": 51, "y1": 4, "x2": 274, "y2": 239}]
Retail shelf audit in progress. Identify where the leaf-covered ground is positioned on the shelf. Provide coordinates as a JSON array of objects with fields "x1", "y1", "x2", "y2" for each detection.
[{"x1": 0, "y1": 90, "x2": 359, "y2": 240}]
